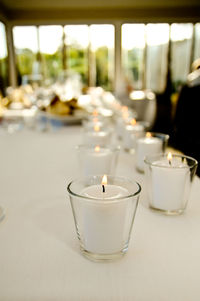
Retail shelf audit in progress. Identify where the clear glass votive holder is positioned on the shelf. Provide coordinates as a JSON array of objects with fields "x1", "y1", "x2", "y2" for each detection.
[
  {"x1": 144, "y1": 153, "x2": 198, "y2": 215},
  {"x1": 76, "y1": 145, "x2": 120, "y2": 177},
  {"x1": 82, "y1": 127, "x2": 113, "y2": 147},
  {"x1": 82, "y1": 119, "x2": 105, "y2": 130},
  {"x1": 82, "y1": 117, "x2": 109, "y2": 132},
  {"x1": 136, "y1": 132, "x2": 169, "y2": 173},
  {"x1": 67, "y1": 175, "x2": 141, "y2": 261},
  {"x1": 115, "y1": 106, "x2": 137, "y2": 140},
  {"x1": 123, "y1": 121, "x2": 150, "y2": 153}
]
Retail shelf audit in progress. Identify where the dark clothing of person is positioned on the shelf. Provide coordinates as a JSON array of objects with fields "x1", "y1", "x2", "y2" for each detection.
[{"x1": 172, "y1": 84, "x2": 200, "y2": 177}]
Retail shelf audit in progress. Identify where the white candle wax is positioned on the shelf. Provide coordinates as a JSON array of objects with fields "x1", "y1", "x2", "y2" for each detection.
[
  {"x1": 83, "y1": 130, "x2": 111, "y2": 146},
  {"x1": 150, "y1": 159, "x2": 190, "y2": 211},
  {"x1": 123, "y1": 124, "x2": 144, "y2": 151},
  {"x1": 136, "y1": 136, "x2": 162, "y2": 172},
  {"x1": 80, "y1": 148, "x2": 116, "y2": 176},
  {"x1": 81, "y1": 184, "x2": 129, "y2": 254}
]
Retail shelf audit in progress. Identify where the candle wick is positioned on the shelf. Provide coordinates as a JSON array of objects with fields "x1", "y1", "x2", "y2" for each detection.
[
  {"x1": 102, "y1": 185, "x2": 105, "y2": 193},
  {"x1": 169, "y1": 160, "x2": 172, "y2": 166}
]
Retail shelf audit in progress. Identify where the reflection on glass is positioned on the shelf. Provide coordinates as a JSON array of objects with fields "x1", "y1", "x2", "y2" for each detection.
[
  {"x1": 122, "y1": 24, "x2": 145, "y2": 91},
  {"x1": 146, "y1": 24, "x2": 169, "y2": 93}
]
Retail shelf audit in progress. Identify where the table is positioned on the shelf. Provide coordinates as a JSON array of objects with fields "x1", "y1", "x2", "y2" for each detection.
[{"x1": 0, "y1": 126, "x2": 200, "y2": 301}]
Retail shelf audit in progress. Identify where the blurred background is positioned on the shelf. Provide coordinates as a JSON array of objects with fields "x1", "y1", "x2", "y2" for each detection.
[{"x1": 0, "y1": 0, "x2": 200, "y2": 137}]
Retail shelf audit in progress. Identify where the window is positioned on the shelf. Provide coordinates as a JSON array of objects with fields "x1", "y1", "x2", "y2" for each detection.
[
  {"x1": 64, "y1": 25, "x2": 89, "y2": 85},
  {"x1": 13, "y1": 24, "x2": 115, "y2": 91},
  {"x1": 194, "y1": 23, "x2": 200, "y2": 61},
  {"x1": 13, "y1": 26, "x2": 38, "y2": 85},
  {"x1": 90, "y1": 24, "x2": 115, "y2": 90},
  {"x1": 122, "y1": 22, "x2": 200, "y2": 94},
  {"x1": 171, "y1": 23, "x2": 193, "y2": 90},
  {"x1": 122, "y1": 24, "x2": 145, "y2": 91},
  {"x1": 122, "y1": 23, "x2": 169, "y2": 94},
  {"x1": 12, "y1": 22, "x2": 200, "y2": 94},
  {"x1": 39, "y1": 25, "x2": 63, "y2": 81},
  {"x1": 146, "y1": 24, "x2": 169, "y2": 93}
]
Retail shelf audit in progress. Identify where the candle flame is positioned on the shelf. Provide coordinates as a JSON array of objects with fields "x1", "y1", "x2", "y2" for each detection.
[
  {"x1": 92, "y1": 110, "x2": 98, "y2": 117},
  {"x1": 101, "y1": 174, "x2": 107, "y2": 186},
  {"x1": 94, "y1": 124, "x2": 100, "y2": 132},
  {"x1": 95, "y1": 145, "x2": 100, "y2": 152},
  {"x1": 146, "y1": 132, "x2": 152, "y2": 138},
  {"x1": 130, "y1": 118, "x2": 136, "y2": 126},
  {"x1": 167, "y1": 152, "x2": 172, "y2": 161}
]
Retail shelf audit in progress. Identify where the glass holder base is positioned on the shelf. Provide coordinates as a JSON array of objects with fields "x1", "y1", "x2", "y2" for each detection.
[
  {"x1": 149, "y1": 204, "x2": 184, "y2": 216},
  {"x1": 80, "y1": 247, "x2": 127, "y2": 262}
]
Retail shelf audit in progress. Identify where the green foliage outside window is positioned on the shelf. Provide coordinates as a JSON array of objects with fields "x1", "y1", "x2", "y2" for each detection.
[
  {"x1": 124, "y1": 48, "x2": 144, "y2": 87},
  {"x1": 68, "y1": 47, "x2": 88, "y2": 85},
  {"x1": 42, "y1": 52, "x2": 63, "y2": 80},
  {"x1": 96, "y1": 46, "x2": 113, "y2": 91},
  {"x1": 16, "y1": 49, "x2": 36, "y2": 76},
  {"x1": 16, "y1": 46, "x2": 112, "y2": 90}
]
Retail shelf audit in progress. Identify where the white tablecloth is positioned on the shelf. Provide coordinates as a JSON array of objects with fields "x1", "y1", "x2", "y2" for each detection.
[{"x1": 0, "y1": 126, "x2": 200, "y2": 301}]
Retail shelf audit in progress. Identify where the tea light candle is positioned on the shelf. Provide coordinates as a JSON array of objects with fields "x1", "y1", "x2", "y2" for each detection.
[
  {"x1": 81, "y1": 175, "x2": 129, "y2": 254},
  {"x1": 150, "y1": 153, "x2": 190, "y2": 212},
  {"x1": 123, "y1": 119, "x2": 144, "y2": 151},
  {"x1": 136, "y1": 132, "x2": 162, "y2": 172},
  {"x1": 83, "y1": 110, "x2": 106, "y2": 130},
  {"x1": 78, "y1": 145, "x2": 119, "y2": 176},
  {"x1": 83, "y1": 124, "x2": 112, "y2": 147}
]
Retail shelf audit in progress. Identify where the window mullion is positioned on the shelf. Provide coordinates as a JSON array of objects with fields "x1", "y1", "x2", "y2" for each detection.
[{"x1": 114, "y1": 22, "x2": 122, "y2": 97}]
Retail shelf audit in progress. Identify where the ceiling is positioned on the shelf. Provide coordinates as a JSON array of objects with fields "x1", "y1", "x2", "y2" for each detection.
[
  {"x1": 0, "y1": 0, "x2": 200, "y2": 23},
  {"x1": 0, "y1": 0, "x2": 200, "y2": 9}
]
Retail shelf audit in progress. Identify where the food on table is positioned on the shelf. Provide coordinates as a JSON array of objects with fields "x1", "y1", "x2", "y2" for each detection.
[{"x1": 45, "y1": 95, "x2": 84, "y2": 116}]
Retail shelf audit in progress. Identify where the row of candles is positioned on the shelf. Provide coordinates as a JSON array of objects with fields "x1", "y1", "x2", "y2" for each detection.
[
  {"x1": 81, "y1": 107, "x2": 168, "y2": 173},
  {"x1": 68, "y1": 106, "x2": 198, "y2": 261}
]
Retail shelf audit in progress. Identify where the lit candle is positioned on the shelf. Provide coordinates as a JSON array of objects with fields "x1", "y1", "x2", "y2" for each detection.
[
  {"x1": 68, "y1": 175, "x2": 141, "y2": 260},
  {"x1": 77, "y1": 145, "x2": 119, "y2": 176},
  {"x1": 82, "y1": 119, "x2": 105, "y2": 131},
  {"x1": 123, "y1": 119, "x2": 145, "y2": 151},
  {"x1": 136, "y1": 132, "x2": 163, "y2": 172},
  {"x1": 83, "y1": 124, "x2": 112, "y2": 147},
  {"x1": 80, "y1": 175, "x2": 130, "y2": 254},
  {"x1": 145, "y1": 153, "x2": 191, "y2": 213},
  {"x1": 82, "y1": 109, "x2": 107, "y2": 130}
]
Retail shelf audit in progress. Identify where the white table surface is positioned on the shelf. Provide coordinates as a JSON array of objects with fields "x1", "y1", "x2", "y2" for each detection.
[{"x1": 0, "y1": 126, "x2": 200, "y2": 301}]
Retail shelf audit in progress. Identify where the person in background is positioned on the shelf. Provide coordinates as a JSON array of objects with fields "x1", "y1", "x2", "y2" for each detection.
[
  {"x1": 187, "y1": 58, "x2": 200, "y2": 87},
  {"x1": 172, "y1": 58, "x2": 200, "y2": 176}
]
